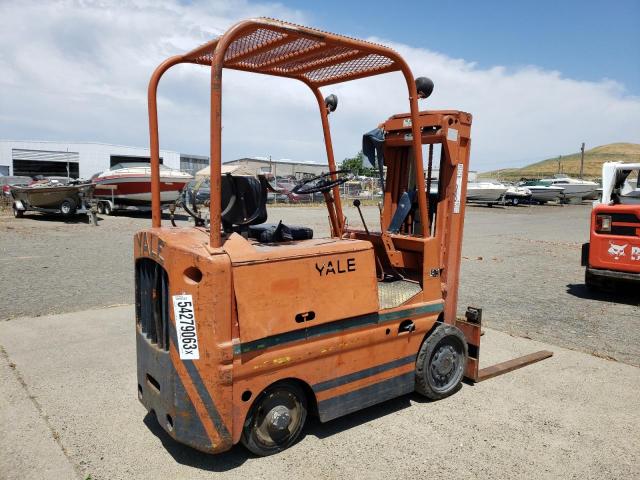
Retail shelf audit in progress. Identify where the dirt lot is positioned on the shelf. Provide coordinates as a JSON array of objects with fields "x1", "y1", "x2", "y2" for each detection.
[{"x1": 1, "y1": 203, "x2": 638, "y2": 366}]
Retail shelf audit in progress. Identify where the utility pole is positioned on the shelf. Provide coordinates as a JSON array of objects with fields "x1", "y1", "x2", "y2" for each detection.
[
  {"x1": 557, "y1": 155, "x2": 562, "y2": 174},
  {"x1": 579, "y1": 142, "x2": 585, "y2": 179}
]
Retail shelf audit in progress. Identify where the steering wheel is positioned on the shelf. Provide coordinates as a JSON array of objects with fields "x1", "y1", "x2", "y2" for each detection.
[{"x1": 292, "y1": 170, "x2": 351, "y2": 195}]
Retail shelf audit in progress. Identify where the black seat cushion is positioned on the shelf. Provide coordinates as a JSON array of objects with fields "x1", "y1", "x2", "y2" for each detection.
[
  {"x1": 221, "y1": 175, "x2": 267, "y2": 229},
  {"x1": 249, "y1": 222, "x2": 314, "y2": 242}
]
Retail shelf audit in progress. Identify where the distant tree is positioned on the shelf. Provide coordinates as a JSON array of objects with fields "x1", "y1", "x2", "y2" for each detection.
[{"x1": 340, "y1": 151, "x2": 376, "y2": 176}]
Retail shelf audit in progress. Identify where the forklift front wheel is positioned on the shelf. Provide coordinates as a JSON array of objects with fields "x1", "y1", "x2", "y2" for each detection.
[
  {"x1": 241, "y1": 381, "x2": 308, "y2": 456},
  {"x1": 415, "y1": 324, "x2": 468, "y2": 400}
]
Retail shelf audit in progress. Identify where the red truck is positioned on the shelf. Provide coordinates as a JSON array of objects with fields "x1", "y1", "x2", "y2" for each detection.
[{"x1": 583, "y1": 162, "x2": 640, "y2": 289}]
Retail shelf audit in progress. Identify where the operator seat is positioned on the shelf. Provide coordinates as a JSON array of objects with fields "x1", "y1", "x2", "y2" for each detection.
[
  {"x1": 220, "y1": 175, "x2": 313, "y2": 242},
  {"x1": 221, "y1": 174, "x2": 268, "y2": 232}
]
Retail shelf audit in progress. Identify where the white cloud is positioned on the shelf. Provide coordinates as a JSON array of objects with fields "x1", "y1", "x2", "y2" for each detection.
[{"x1": 1, "y1": 0, "x2": 638, "y2": 173}]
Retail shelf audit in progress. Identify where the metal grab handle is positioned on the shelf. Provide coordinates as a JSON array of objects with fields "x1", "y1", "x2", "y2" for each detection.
[{"x1": 398, "y1": 320, "x2": 415, "y2": 334}]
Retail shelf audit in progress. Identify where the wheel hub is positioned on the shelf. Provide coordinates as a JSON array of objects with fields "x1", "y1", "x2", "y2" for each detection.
[
  {"x1": 431, "y1": 345, "x2": 457, "y2": 383},
  {"x1": 267, "y1": 405, "x2": 292, "y2": 432}
]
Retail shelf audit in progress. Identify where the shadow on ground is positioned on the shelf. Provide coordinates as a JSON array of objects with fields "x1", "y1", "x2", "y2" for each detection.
[
  {"x1": 566, "y1": 282, "x2": 639, "y2": 307},
  {"x1": 142, "y1": 391, "x2": 436, "y2": 471},
  {"x1": 13, "y1": 213, "x2": 93, "y2": 224}
]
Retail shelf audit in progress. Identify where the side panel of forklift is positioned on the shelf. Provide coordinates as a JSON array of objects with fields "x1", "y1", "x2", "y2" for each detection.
[
  {"x1": 134, "y1": 229, "x2": 234, "y2": 453},
  {"x1": 588, "y1": 205, "x2": 640, "y2": 275},
  {"x1": 230, "y1": 304, "x2": 443, "y2": 442},
  {"x1": 225, "y1": 235, "x2": 380, "y2": 344}
]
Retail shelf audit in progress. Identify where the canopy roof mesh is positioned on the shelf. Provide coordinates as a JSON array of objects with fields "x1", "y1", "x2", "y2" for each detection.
[{"x1": 183, "y1": 18, "x2": 401, "y2": 87}]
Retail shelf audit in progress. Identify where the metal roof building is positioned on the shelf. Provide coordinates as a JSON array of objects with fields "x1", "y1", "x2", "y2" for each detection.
[
  {"x1": 223, "y1": 157, "x2": 329, "y2": 179},
  {"x1": 0, "y1": 140, "x2": 182, "y2": 179}
]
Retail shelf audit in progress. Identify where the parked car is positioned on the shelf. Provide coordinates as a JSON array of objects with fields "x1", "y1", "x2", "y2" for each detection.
[
  {"x1": 276, "y1": 181, "x2": 312, "y2": 203},
  {"x1": 181, "y1": 179, "x2": 211, "y2": 206},
  {"x1": 1, "y1": 176, "x2": 32, "y2": 198}
]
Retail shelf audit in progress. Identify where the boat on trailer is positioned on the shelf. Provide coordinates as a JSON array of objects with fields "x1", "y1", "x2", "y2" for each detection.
[
  {"x1": 92, "y1": 163, "x2": 192, "y2": 213},
  {"x1": 466, "y1": 181, "x2": 508, "y2": 204},
  {"x1": 10, "y1": 180, "x2": 93, "y2": 217}
]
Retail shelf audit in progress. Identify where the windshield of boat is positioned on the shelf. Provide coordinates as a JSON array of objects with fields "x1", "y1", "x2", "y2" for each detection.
[{"x1": 111, "y1": 162, "x2": 170, "y2": 170}]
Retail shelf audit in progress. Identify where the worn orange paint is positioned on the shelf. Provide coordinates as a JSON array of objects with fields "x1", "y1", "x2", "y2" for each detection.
[{"x1": 136, "y1": 18, "x2": 475, "y2": 454}]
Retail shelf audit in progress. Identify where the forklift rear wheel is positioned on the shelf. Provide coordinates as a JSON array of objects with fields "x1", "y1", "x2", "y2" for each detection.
[
  {"x1": 60, "y1": 198, "x2": 77, "y2": 217},
  {"x1": 415, "y1": 324, "x2": 468, "y2": 400},
  {"x1": 241, "y1": 381, "x2": 307, "y2": 456}
]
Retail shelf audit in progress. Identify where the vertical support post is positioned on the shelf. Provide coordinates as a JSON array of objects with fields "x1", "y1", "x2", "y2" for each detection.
[
  {"x1": 309, "y1": 86, "x2": 343, "y2": 237},
  {"x1": 148, "y1": 56, "x2": 183, "y2": 228},
  {"x1": 398, "y1": 65, "x2": 429, "y2": 235},
  {"x1": 425, "y1": 143, "x2": 434, "y2": 234},
  {"x1": 209, "y1": 47, "x2": 225, "y2": 247}
]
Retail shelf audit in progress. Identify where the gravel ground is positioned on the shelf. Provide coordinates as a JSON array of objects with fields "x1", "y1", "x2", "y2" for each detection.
[{"x1": 0, "y1": 203, "x2": 638, "y2": 365}]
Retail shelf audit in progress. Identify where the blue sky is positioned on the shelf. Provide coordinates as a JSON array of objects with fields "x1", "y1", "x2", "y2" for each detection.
[{"x1": 284, "y1": 0, "x2": 640, "y2": 95}]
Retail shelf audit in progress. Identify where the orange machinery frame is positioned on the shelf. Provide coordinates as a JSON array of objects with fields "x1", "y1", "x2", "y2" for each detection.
[
  {"x1": 145, "y1": 16, "x2": 551, "y2": 385},
  {"x1": 147, "y1": 17, "x2": 430, "y2": 247}
]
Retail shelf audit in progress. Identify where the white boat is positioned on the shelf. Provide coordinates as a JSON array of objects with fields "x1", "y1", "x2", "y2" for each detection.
[
  {"x1": 519, "y1": 181, "x2": 565, "y2": 203},
  {"x1": 504, "y1": 185, "x2": 532, "y2": 205},
  {"x1": 541, "y1": 175, "x2": 598, "y2": 202},
  {"x1": 92, "y1": 163, "x2": 192, "y2": 206},
  {"x1": 466, "y1": 181, "x2": 508, "y2": 203}
]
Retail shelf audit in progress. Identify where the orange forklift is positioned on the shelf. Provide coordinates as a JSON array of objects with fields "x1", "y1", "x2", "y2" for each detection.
[{"x1": 135, "y1": 18, "x2": 551, "y2": 456}]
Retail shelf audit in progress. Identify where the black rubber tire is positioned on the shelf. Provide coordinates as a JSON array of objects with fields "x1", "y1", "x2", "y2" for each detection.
[
  {"x1": 97, "y1": 202, "x2": 105, "y2": 214},
  {"x1": 13, "y1": 206, "x2": 24, "y2": 218},
  {"x1": 512, "y1": 198, "x2": 519, "y2": 206},
  {"x1": 103, "y1": 202, "x2": 113, "y2": 215},
  {"x1": 415, "y1": 324, "x2": 468, "y2": 400},
  {"x1": 241, "y1": 382, "x2": 307, "y2": 456},
  {"x1": 584, "y1": 269, "x2": 596, "y2": 291},
  {"x1": 60, "y1": 198, "x2": 76, "y2": 217},
  {"x1": 584, "y1": 269, "x2": 611, "y2": 291}
]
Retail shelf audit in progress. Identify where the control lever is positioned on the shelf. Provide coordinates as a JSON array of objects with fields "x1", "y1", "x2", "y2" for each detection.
[{"x1": 352, "y1": 199, "x2": 369, "y2": 235}]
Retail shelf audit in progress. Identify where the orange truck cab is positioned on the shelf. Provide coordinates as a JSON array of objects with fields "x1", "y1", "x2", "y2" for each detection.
[
  {"x1": 583, "y1": 162, "x2": 640, "y2": 287},
  {"x1": 135, "y1": 18, "x2": 550, "y2": 457}
]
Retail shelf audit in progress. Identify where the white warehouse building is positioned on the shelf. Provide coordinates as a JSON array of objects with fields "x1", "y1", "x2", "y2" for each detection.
[{"x1": 0, "y1": 140, "x2": 186, "y2": 179}]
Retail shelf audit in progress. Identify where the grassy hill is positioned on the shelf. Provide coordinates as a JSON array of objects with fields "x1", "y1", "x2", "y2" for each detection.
[{"x1": 481, "y1": 143, "x2": 640, "y2": 180}]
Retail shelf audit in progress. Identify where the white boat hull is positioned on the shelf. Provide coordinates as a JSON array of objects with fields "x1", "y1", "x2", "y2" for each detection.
[
  {"x1": 466, "y1": 187, "x2": 507, "y2": 202},
  {"x1": 528, "y1": 187, "x2": 564, "y2": 203},
  {"x1": 555, "y1": 184, "x2": 597, "y2": 200},
  {"x1": 93, "y1": 168, "x2": 192, "y2": 206}
]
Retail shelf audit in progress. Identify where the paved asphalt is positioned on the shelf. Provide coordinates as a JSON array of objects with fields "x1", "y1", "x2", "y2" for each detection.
[{"x1": 1, "y1": 306, "x2": 638, "y2": 480}]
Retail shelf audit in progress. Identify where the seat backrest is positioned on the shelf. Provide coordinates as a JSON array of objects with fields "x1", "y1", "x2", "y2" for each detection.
[{"x1": 221, "y1": 175, "x2": 267, "y2": 230}]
